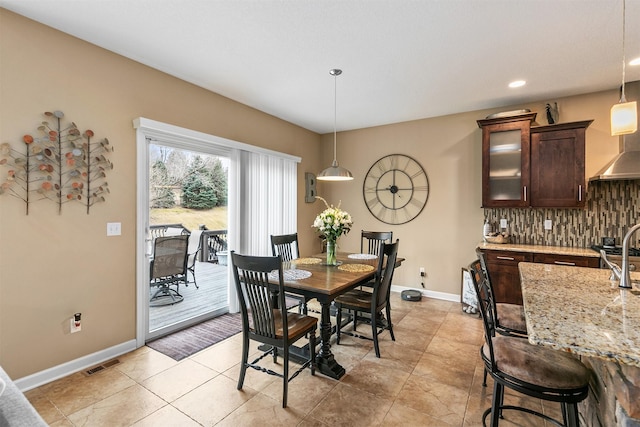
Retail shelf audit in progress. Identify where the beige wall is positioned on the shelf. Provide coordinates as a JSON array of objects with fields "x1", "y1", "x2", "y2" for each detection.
[
  {"x1": 0, "y1": 10, "x2": 321, "y2": 378},
  {"x1": 0, "y1": 8, "x2": 622, "y2": 380},
  {"x1": 317, "y1": 91, "x2": 620, "y2": 296}
]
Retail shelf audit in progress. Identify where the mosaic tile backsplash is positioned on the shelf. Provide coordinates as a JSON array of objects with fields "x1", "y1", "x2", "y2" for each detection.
[{"x1": 483, "y1": 180, "x2": 640, "y2": 248}]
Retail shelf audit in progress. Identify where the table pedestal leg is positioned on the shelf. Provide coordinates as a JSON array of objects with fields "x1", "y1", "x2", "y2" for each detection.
[{"x1": 315, "y1": 300, "x2": 345, "y2": 379}]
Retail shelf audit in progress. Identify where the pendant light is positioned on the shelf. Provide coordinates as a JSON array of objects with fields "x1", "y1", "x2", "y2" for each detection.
[
  {"x1": 317, "y1": 69, "x2": 354, "y2": 181},
  {"x1": 611, "y1": 0, "x2": 638, "y2": 136}
]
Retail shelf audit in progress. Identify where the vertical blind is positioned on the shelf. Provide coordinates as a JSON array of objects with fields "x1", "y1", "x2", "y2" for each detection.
[{"x1": 237, "y1": 150, "x2": 298, "y2": 256}]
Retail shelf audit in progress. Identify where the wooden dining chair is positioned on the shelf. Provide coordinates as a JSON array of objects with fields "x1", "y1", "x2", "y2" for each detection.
[
  {"x1": 361, "y1": 230, "x2": 393, "y2": 256},
  {"x1": 231, "y1": 251, "x2": 317, "y2": 408},
  {"x1": 468, "y1": 259, "x2": 590, "y2": 426},
  {"x1": 270, "y1": 233, "x2": 307, "y2": 314},
  {"x1": 335, "y1": 239, "x2": 399, "y2": 358}
]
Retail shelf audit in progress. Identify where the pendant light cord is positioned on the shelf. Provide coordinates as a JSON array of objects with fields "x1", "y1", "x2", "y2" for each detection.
[
  {"x1": 621, "y1": 0, "x2": 627, "y2": 102},
  {"x1": 333, "y1": 71, "x2": 338, "y2": 165}
]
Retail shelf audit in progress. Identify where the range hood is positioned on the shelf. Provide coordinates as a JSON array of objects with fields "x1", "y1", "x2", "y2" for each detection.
[{"x1": 590, "y1": 80, "x2": 640, "y2": 181}]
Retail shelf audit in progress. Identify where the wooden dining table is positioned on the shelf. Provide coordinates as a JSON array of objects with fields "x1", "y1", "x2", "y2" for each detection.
[{"x1": 276, "y1": 251, "x2": 402, "y2": 379}]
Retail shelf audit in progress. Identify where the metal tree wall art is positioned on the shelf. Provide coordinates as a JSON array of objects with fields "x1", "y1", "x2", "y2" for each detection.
[{"x1": 0, "y1": 110, "x2": 113, "y2": 214}]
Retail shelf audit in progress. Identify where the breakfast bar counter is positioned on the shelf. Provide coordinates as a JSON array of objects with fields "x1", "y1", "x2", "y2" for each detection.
[{"x1": 519, "y1": 262, "x2": 640, "y2": 426}]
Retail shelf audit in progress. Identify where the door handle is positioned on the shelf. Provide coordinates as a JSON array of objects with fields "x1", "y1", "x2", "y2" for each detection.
[
  {"x1": 578, "y1": 185, "x2": 582, "y2": 202},
  {"x1": 523, "y1": 186, "x2": 527, "y2": 202},
  {"x1": 496, "y1": 256, "x2": 515, "y2": 261}
]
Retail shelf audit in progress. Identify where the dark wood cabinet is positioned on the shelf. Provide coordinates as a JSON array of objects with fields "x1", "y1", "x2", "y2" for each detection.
[
  {"x1": 530, "y1": 120, "x2": 592, "y2": 208},
  {"x1": 477, "y1": 114, "x2": 592, "y2": 208},
  {"x1": 481, "y1": 249, "x2": 599, "y2": 304},
  {"x1": 483, "y1": 250, "x2": 532, "y2": 304},
  {"x1": 477, "y1": 113, "x2": 536, "y2": 208},
  {"x1": 531, "y1": 253, "x2": 600, "y2": 268}
]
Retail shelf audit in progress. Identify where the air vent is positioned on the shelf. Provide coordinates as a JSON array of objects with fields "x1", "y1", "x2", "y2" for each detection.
[{"x1": 83, "y1": 358, "x2": 120, "y2": 376}]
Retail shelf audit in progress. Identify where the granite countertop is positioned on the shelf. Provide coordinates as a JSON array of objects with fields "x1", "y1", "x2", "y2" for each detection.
[
  {"x1": 478, "y1": 242, "x2": 600, "y2": 258},
  {"x1": 519, "y1": 262, "x2": 640, "y2": 367}
]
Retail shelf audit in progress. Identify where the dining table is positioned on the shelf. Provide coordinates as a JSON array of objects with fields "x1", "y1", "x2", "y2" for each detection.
[{"x1": 274, "y1": 251, "x2": 402, "y2": 379}]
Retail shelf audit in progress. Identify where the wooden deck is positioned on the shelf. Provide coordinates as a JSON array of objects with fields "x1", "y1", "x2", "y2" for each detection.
[{"x1": 149, "y1": 260, "x2": 230, "y2": 332}]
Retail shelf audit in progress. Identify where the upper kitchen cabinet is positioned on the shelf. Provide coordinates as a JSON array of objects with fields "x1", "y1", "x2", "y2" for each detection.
[
  {"x1": 530, "y1": 120, "x2": 592, "y2": 208},
  {"x1": 477, "y1": 112, "x2": 592, "y2": 208},
  {"x1": 477, "y1": 112, "x2": 537, "y2": 208}
]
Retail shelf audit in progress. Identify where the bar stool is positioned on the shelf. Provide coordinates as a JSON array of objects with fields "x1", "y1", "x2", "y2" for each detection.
[{"x1": 468, "y1": 260, "x2": 590, "y2": 427}]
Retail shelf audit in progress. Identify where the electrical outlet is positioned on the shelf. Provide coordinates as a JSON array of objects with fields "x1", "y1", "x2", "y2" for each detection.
[
  {"x1": 70, "y1": 318, "x2": 81, "y2": 333},
  {"x1": 500, "y1": 218, "x2": 508, "y2": 229},
  {"x1": 419, "y1": 267, "x2": 425, "y2": 277},
  {"x1": 544, "y1": 219, "x2": 552, "y2": 230}
]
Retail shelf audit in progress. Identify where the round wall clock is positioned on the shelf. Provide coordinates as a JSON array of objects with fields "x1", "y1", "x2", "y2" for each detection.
[{"x1": 363, "y1": 154, "x2": 429, "y2": 225}]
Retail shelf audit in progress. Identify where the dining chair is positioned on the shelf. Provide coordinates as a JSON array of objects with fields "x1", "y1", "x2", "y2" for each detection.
[
  {"x1": 270, "y1": 233, "x2": 307, "y2": 314},
  {"x1": 361, "y1": 230, "x2": 393, "y2": 256},
  {"x1": 149, "y1": 235, "x2": 190, "y2": 306},
  {"x1": 475, "y1": 250, "x2": 527, "y2": 337},
  {"x1": 231, "y1": 251, "x2": 317, "y2": 408},
  {"x1": 335, "y1": 239, "x2": 399, "y2": 358},
  {"x1": 468, "y1": 259, "x2": 590, "y2": 427},
  {"x1": 471, "y1": 254, "x2": 528, "y2": 387}
]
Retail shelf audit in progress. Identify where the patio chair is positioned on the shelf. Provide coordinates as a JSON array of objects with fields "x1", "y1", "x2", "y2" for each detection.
[
  {"x1": 149, "y1": 235, "x2": 190, "y2": 306},
  {"x1": 231, "y1": 251, "x2": 317, "y2": 408}
]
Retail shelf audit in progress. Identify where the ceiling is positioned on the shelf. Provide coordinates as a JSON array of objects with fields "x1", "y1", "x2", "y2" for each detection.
[{"x1": 2, "y1": 0, "x2": 640, "y2": 134}]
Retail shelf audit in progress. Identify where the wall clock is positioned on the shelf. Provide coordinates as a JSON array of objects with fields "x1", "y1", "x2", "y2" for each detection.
[{"x1": 363, "y1": 154, "x2": 429, "y2": 225}]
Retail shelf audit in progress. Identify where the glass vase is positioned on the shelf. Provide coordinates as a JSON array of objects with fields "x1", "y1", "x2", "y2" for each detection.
[{"x1": 326, "y1": 239, "x2": 337, "y2": 266}]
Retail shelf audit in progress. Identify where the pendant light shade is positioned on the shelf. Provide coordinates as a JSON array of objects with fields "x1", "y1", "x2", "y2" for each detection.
[
  {"x1": 318, "y1": 69, "x2": 354, "y2": 181},
  {"x1": 611, "y1": 0, "x2": 638, "y2": 136}
]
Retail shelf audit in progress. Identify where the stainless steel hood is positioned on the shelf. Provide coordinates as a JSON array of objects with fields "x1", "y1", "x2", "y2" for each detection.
[{"x1": 590, "y1": 80, "x2": 640, "y2": 181}]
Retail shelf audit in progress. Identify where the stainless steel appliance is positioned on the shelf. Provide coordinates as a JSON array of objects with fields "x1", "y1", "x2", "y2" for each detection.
[{"x1": 591, "y1": 245, "x2": 640, "y2": 272}]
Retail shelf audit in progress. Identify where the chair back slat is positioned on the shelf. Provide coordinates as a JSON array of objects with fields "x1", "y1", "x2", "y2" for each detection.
[
  {"x1": 232, "y1": 252, "x2": 285, "y2": 340},
  {"x1": 271, "y1": 233, "x2": 299, "y2": 262},
  {"x1": 373, "y1": 240, "x2": 399, "y2": 310},
  {"x1": 361, "y1": 231, "x2": 393, "y2": 256}
]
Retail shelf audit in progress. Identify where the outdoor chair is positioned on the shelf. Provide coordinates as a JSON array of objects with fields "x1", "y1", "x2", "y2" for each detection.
[
  {"x1": 186, "y1": 228, "x2": 203, "y2": 288},
  {"x1": 468, "y1": 259, "x2": 590, "y2": 426},
  {"x1": 231, "y1": 251, "x2": 317, "y2": 408},
  {"x1": 335, "y1": 240, "x2": 399, "y2": 358},
  {"x1": 149, "y1": 235, "x2": 190, "y2": 306}
]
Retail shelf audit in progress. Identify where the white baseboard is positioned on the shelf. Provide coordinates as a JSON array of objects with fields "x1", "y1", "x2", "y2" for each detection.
[
  {"x1": 391, "y1": 285, "x2": 460, "y2": 303},
  {"x1": 14, "y1": 340, "x2": 138, "y2": 392}
]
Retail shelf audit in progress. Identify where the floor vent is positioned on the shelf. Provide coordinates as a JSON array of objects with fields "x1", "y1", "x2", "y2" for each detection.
[{"x1": 83, "y1": 358, "x2": 120, "y2": 376}]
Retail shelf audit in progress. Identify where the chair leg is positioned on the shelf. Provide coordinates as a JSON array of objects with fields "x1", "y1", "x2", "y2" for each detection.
[
  {"x1": 237, "y1": 333, "x2": 249, "y2": 390},
  {"x1": 490, "y1": 381, "x2": 504, "y2": 427},
  {"x1": 372, "y1": 314, "x2": 381, "y2": 358},
  {"x1": 564, "y1": 402, "x2": 580, "y2": 427},
  {"x1": 353, "y1": 310, "x2": 358, "y2": 331},
  {"x1": 309, "y1": 329, "x2": 316, "y2": 376},
  {"x1": 483, "y1": 367, "x2": 488, "y2": 387},
  {"x1": 272, "y1": 346, "x2": 278, "y2": 363},
  {"x1": 282, "y1": 345, "x2": 289, "y2": 408},
  {"x1": 335, "y1": 305, "x2": 342, "y2": 344},
  {"x1": 385, "y1": 303, "x2": 395, "y2": 341}
]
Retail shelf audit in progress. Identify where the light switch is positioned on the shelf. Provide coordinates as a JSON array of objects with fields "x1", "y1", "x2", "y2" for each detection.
[
  {"x1": 544, "y1": 219, "x2": 552, "y2": 230},
  {"x1": 107, "y1": 222, "x2": 121, "y2": 236}
]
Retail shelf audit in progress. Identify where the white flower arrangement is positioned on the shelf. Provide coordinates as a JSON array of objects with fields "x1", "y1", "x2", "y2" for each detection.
[{"x1": 312, "y1": 196, "x2": 353, "y2": 242}]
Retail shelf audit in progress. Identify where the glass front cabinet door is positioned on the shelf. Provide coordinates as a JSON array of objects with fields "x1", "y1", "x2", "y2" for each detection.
[{"x1": 477, "y1": 113, "x2": 537, "y2": 208}]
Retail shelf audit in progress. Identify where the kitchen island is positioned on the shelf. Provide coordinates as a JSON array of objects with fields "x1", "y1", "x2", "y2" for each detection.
[{"x1": 519, "y1": 263, "x2": 640, "y2": 426}]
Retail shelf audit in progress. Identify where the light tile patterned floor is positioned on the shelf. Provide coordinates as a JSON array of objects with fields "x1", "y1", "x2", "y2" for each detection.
[{"x1": 26, "y1": 294, "x2": 562, "y2": 426}]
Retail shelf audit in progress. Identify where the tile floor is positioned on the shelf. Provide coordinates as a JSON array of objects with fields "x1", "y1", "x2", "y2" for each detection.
[{"x1": 26, "y1": 294, "x2": 562, "y2": 426}]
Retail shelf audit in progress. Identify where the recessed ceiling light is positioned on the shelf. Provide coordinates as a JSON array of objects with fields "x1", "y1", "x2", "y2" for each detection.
[
  {"x1": 630, "y1": 57, "x2": 640, "y2": 66},
  {"x1": 509, "y1": 80, "x2": 526, "y2": 88}
]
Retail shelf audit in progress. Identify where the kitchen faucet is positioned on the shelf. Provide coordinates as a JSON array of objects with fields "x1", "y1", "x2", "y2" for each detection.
[{"x1": 619, "y1": 223, "x2": 640, "y2": 289}]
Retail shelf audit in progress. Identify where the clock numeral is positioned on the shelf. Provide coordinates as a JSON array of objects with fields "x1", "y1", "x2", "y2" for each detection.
[
  {"x1": 413, "y1": 185, "x2": 429, "y2": 192},
  {"x1": 366, "y1": 197, "x2": 380, "y2": 209},
  {"x1": 409, "y1": 197, "x2": 424, "y2": 208},
  {"x1": 364, "y1": 186, "x2": 378, "y2": 194},
  {"x1": 411, "y1": 169, "x2": 426, "y2": 179}
]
